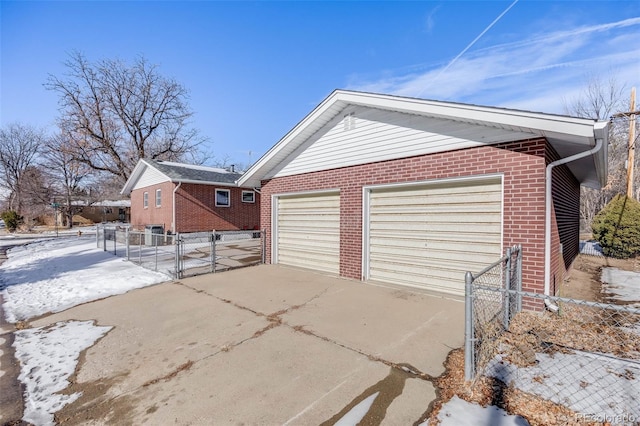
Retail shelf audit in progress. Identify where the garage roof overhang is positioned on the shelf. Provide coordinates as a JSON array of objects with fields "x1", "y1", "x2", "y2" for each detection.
[{"x1": 238, "y1": 90, "x2": 609, "y2": 189}]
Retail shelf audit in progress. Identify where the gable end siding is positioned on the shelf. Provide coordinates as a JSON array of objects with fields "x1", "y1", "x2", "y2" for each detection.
[
  {"x1": 132, "y1": 166, "x2": 170, "y2": 190},
  {"x1": 269, "y1": 106, "x2": 536, "y2": 179}
]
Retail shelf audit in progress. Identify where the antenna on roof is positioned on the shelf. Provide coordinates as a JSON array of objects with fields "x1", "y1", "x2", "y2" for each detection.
[{"x1": 230, "y1": 164, "x2": 235, "y2": 173}]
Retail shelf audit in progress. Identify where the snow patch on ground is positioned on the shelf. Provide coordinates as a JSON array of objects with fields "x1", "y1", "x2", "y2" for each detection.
[
  {"x1": 431, "y1": 396, "x2": 528, "y2": 426},
  {"x1": 13, "y1": 320, "x2": 112, "y2": 426},
  {"x1": 486, "y1": 350, "x2": 640, "y2": 419},
  {"x1": 0, "y1": 236, "x2": 169, "y2": 322},
  {"x1": 601, "y1": 267, "x2": 640, "y2": 306}
]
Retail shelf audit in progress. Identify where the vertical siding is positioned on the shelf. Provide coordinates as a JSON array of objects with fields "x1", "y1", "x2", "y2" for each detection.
[{"x1": 547, "y1": 145, "x2": 581, "y2": 295}]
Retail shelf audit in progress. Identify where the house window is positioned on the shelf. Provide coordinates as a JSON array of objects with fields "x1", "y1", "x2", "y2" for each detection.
[
  {"x1": 242, "y1": 190, "x2": 255, "y2": 203},
  {"x1": 215, "y1": 189, "x2": 230, "y2": 207},
  {"x1": 143, "y1": 192, "x2": 148, "y2": 208},
  {"x1": 156, "y1": 189, "x2": 162, "y2": 207}
]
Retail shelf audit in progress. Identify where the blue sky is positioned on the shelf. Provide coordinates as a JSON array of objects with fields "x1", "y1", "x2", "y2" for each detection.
[{"x1": 1, "y1": 1, "x2": 639, "y2": 168}]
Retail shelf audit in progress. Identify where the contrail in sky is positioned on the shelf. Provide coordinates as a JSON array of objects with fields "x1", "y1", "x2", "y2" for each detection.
[{"x1": 417, "y1": 0, "x2": 519, "y2": 97}]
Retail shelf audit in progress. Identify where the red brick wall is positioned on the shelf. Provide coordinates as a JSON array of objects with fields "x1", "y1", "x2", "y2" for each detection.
[
  {"x1": 131, "y1": 183, "x2": 260, "y2": 233},
  {"x1": 174, "y1": 184, "x2": 260, "y2": 232},
  {"x1": 130, "y1": 181, "x2": 175, "y2": 231},
  {"x1": 261, "y1": 138, "x2": 557, "y2": 298}
]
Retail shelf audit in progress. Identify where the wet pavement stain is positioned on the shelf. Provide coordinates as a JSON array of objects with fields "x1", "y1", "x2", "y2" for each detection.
[{"x1": 320, "y1": 363, "x2": 422, "y2": 426}]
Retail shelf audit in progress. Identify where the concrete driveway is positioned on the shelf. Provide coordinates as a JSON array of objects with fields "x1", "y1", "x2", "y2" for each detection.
[{"x1": 32, "y1": 265, "x2": 464, "y2": 425}]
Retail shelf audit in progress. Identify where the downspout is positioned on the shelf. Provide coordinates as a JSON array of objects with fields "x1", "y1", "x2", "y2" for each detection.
[
  {"x1": 172, "y1": 182, "x2": 182, "y2": 234},
  {"x1": 544, "y1": 137, "x2": 603, "y2": 312}
]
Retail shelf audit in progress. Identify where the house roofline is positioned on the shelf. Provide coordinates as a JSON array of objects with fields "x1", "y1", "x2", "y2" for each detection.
[{"x1": 238, "y1": 89, "x2": 608, "y2": 188}]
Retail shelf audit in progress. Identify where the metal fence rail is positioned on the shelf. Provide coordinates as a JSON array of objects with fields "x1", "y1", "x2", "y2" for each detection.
[
  {"x1": 465, "y1": 246, "x2": 640, "y2": 422},
  {"x1": 97, "y1": 225, "x2": 264, "y2": 279}
]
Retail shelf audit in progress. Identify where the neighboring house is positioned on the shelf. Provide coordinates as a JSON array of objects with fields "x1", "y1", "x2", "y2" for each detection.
[
  {"x1": 238, "y1": 90, "x2": 608, "y2": 305},
  {"x1": 73, "y1": 200, "x2": 131, "y2": 223},
  {"x1": 121, "y1": 159, "x2": 260, "y2": 233}
]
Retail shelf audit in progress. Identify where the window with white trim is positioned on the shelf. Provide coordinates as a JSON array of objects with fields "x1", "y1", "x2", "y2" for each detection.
[
  {"x1": 143, "y1": 192, "x2": 148, "y2": 208},
  {"x1": 156, "y1": 189, "x2": 162, "y2": 207},
  {"x1": 242, "y1": 190, "x2": 255, "y2": 203},
  {"x1": 215, "y1": 189, "x2": 230, "y2": 207}
]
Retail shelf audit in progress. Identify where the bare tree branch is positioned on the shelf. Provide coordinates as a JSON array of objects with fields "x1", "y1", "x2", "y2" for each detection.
[{"x1": 46, "y1": 51, "x2": 208, "y2": 186}]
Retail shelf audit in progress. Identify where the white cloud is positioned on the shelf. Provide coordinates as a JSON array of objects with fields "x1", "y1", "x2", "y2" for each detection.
[{"x1": 348, "y1": 17, "x2": 640, "y2": 115}]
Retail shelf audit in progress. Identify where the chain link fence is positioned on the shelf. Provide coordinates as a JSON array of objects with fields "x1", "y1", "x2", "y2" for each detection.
[
  {"x1": 97, "y1": 225, "x2": 265, "y2": 279},
  {"x1": 465, "y1": 246, "x2": 640, "y2": 423}
]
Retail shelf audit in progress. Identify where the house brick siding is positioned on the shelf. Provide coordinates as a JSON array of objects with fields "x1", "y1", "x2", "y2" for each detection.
[
  {"x1": 130, "y1": 183, "x2": 260, "y2": 233},
  {"x1": 130, "y1": 181, "x2": 175, "y2": 232},
  {"x1": 174, "y1": 184, "x2": 260, "y2": 232},
  {"x1": 261, "y1": 138, "x2": 561, "y2": 304}
]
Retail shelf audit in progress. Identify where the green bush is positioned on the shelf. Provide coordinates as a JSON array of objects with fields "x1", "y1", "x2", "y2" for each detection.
[
  {"x1": 1, "y1": 210, "x2": 23, "y2": 232},
  {"x1": 592, "y1": 194, "x2": 640, "y2": 258}
]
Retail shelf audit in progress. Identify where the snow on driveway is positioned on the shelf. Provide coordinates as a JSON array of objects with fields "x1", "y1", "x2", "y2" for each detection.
[
  {"x1": 0, "y1": 236, "x2": 170, "y2": 426},
  {"x1": 14, "y1": 321, "x2": 112, "y2": 426},
  {"x1": 0, "y1": 236, "x2": 169, "y2": 322}
]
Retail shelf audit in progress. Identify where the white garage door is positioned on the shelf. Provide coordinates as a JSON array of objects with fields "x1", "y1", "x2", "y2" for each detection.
[
  {"x1": 366, "y1": 177, "x2": 502, "y2": 295},
  {"x1": 275, "y1": 192, "x2": 340, "y2": 274}
]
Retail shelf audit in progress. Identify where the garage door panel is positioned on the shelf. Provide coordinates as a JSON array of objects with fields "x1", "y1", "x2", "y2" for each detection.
[
  {"x1": 368, "y1": 177, "x2": 502, "y2": 296},
  {"x1": 276, "y1": 192, "x2": 340, "y2": 274}
]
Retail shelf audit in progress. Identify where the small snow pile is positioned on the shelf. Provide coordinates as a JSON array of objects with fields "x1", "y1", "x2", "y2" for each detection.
[
  {"x1": 433, "y1": 396, "x2": 528, "y2": 426},
  {"x1": 579, "y1": 240, "x2": 604, "y2": 257},
  {"x1": 602, "y1": 267, "x2": 640, "y2": 306},
  {"x1": 0, "y1": 236, "x2": 169, "y2": 322},
  {"x1": 13, "y1": 320, "x2": 112, "y2": 426},
  {"x1": 334, "y1": 392, "x2": 379, "y2": 426}
]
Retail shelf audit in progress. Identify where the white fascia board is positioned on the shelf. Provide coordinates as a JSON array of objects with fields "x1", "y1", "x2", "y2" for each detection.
[
  {"x1": 121, "y1": 159, "x2": 151, "y2": 195},
  {"x1": 238, "y1": 91, "x2": 346, "y2": 188},
  {"x1": 170, "y1": 179, "x2": 239, "y2": 187},
  {"x1": 340, "y1": 91, "x2": 598, "y2": 142}
]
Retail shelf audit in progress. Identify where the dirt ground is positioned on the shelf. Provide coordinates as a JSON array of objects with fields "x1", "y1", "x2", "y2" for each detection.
[{"x1": 561, "y1": 252, "x2": 640, "y2": 302}]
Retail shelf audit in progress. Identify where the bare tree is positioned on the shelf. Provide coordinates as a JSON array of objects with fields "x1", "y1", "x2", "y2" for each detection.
[
  {"x1": 43, "y1": 130, "x2": 95, "y2": 228},
  {"x1": 563, "y1": 74, "x2": 635, "y2": 231},
  {"x1": 0, "y1": 123, "x2": 45, "y2": 213},
  {"x1": 46, "y1": 52, "x2": 207, "y2": 185}
]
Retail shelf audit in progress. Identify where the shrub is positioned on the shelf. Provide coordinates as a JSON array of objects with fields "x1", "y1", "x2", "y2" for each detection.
[
  {"x1": 1, "y1": 210, "x2": 23, "y2": 232},
  {"x1": 592, "y1": 194, "x2": 640, "y2": 258}
]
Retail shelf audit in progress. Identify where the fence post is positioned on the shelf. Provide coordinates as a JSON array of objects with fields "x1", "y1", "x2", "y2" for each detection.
[
  {"x1": 174, "y1": 234, "x2": 181, "y2": 279},
  {"x1": 464, "y1": 271, "x2": 475, "y2": 382},
  {"x1": 96, "y1": 225, "x2": 100, "y2": 248},
  {"x1": 210, "y1": 230, "x2": 217, "y2": 273},
  {"x1": 516, "y1": 245, "x2": 523, "y2": 313},
  {"x1": 102, "y1": 226, "x2": 107, "y2": 252},
  {"x1": 125, "y1": 227, "x2": 130, "y2": 261},
  {"x1": 261, "y1": 229, "x2": 266, "y2": 264},
  {"x1": 154, "y1": 234, "x2": 158, "y2": 272},
  {"x1": 503, "y1": 247, "x2": 512, "y2": 330}
]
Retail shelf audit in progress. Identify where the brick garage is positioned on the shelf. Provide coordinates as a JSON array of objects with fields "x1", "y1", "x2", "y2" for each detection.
[
  {"x1": 240, "y1": 90, "x2": 608, "y2": 300},
  {"x1": 122, "y1": 160, "x2": 260, "y2": 233}
]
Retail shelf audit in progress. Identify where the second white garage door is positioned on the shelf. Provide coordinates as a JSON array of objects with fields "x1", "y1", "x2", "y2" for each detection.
[
  {"x1": 365, "y1": 176, "x2": 503, "y2": 296},
  {"x1": 274, "y1": 192, "x2": 340, "y2": 274}
]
